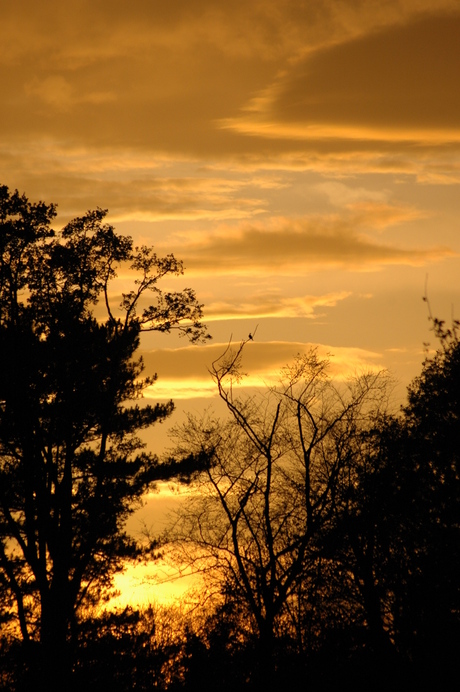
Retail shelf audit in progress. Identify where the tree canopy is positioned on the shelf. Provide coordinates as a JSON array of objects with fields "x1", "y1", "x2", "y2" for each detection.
[{"x1": 0, "y1": 186, "x2": 209, "y2": 690}]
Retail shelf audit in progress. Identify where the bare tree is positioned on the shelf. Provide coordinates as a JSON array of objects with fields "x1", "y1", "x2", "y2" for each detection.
[{"x1": 166, "y1": 339, "x2": 389, "y2": 688}]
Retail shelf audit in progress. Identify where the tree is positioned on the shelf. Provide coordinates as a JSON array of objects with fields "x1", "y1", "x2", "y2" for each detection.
[
  {"x1": 0, "y1": 185, "x2": 209, "y2": 690},
  {"x1": 167, "y1": 339, "x2": 388, "y2": 690},
  {"x1": 331, "y1": 310, "x2": 460, "y2": 686},
  {"x1": 383, "y1": 315, "x2": 460, "y2": 678}
]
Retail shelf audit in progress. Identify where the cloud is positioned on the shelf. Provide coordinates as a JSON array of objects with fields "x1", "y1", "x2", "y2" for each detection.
[
  {"x1": 166, "y1": 209, "x2": 454, "y2": 276},
  {"x1": 3, "y1": 140, "x2": 458, "y2": 233},
  {"x1": 315, "y1": 182, "x2": 389, "y2": 207},
  {"x1": 140, "y1": 340, "x2": 385, "y2": 399},
  {"x1": 0, "y1": 147, "x2": 277, "y2": 224},
  {"x1": 24, "y1": 76, "x2": 116, "y2": 112},
  {"x1": 202, "y1": 146, "x2": 460, "y2": 185},
  {"x1": 223, "y1": 13, "x2": 460, "y2": 145},
  {"x1": 1, "y1": 1, "x2": 296, "y2": 157},
  {"x1": 204, "y1": 291, "x2": 352, "y2": 321},
  {"x1": 0, "y1": 1, "x2": 459, "y2": 206},
  {"x1": 1, "y1": 0, "x2": 460, "y2": 260},
  {"x1": 1, "y1": 1, "x2": 457, "y2": 162}
]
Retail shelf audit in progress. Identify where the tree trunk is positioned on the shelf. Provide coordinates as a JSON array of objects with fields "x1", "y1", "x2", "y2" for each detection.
[
  {"x1": 37, "y1": 594, "x2": 74, "y2": 692},
  {"x1": 255, "y1": 620, "x2": 276, "y2": 692}
]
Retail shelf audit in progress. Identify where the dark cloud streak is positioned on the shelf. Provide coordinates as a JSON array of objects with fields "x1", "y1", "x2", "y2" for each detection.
[{"x1": 173, "y1": 215, "x2": 454, "y2": 275}]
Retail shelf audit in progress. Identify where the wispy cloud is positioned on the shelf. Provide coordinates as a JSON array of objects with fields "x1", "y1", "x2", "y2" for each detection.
[
  {"x1": 141, "y1": 340, "x2": 385, "y2": 399},
  {"x1": 166, "y1": 209, "x2": 454, "y2": 276},
  {"x1": 204, "y1": 291, "x2": 352, "y2": 321}
]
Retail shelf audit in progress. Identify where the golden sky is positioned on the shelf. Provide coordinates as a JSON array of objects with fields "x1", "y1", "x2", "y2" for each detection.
[
  {"x1": 4, "y1": 0, "x2": 460, "y2": 606},
  {"x1": 2, "y1": 0, "x2": 460, "y2": 404}
]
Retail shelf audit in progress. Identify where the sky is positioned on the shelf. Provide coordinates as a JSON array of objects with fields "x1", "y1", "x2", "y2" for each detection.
[{"x1": 2, "y1": 0, "x2": 460, "y2": 603}]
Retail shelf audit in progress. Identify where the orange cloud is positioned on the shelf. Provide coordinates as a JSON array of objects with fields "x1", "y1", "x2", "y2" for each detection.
[
  {"x1": 223, "y1": 13, "x2": 460, "y2": 144},
  {"x1": 167, "y1": 210, "x2": 454, "y2": 276},
  {"x1": 204, "y1": 291, "x2": 352, "y2": 321},
  {"x1": 1, "y1": 1, "x2": 457, "y2": 163},
  {"x1": 1, "y1": 2, "x2": 459, "y2": 210},
  {"x1": 140, "y1": 340, "x2": 385, "y2": 399}
]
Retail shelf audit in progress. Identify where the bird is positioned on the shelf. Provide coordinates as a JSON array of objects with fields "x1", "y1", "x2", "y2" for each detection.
[{"x1": 248, "y1": 333, "x2": 253, "y2": 341}]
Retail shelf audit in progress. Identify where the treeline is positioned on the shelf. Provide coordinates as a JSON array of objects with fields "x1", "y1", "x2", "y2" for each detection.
[{"x1": 0, "y1": 187, "x2": 458, "y2": 690}]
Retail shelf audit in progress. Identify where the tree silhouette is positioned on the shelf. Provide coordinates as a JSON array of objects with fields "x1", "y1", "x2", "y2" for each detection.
[
  {"x1": 0, "y1": 186, "x2": 209, "y2": 690},
  {"x1": 386, "y1": 315, "x2": 460, "y2": 680},
  {"x1": 329, "y1": 311, "x2": 460, "y2": 687},
  {"x1": 167, "y1": 339, "x2": 388, "y2": 691}
]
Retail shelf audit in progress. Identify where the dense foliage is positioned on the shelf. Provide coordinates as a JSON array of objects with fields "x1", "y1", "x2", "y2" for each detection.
[{"x1": 0, "y1": 186, "x2": 208, "y2": 690}]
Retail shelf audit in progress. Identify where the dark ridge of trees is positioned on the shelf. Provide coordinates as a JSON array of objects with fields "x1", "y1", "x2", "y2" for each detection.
[{"x1": 0, "y1": 184, "x2": 458, "y2": 691}]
